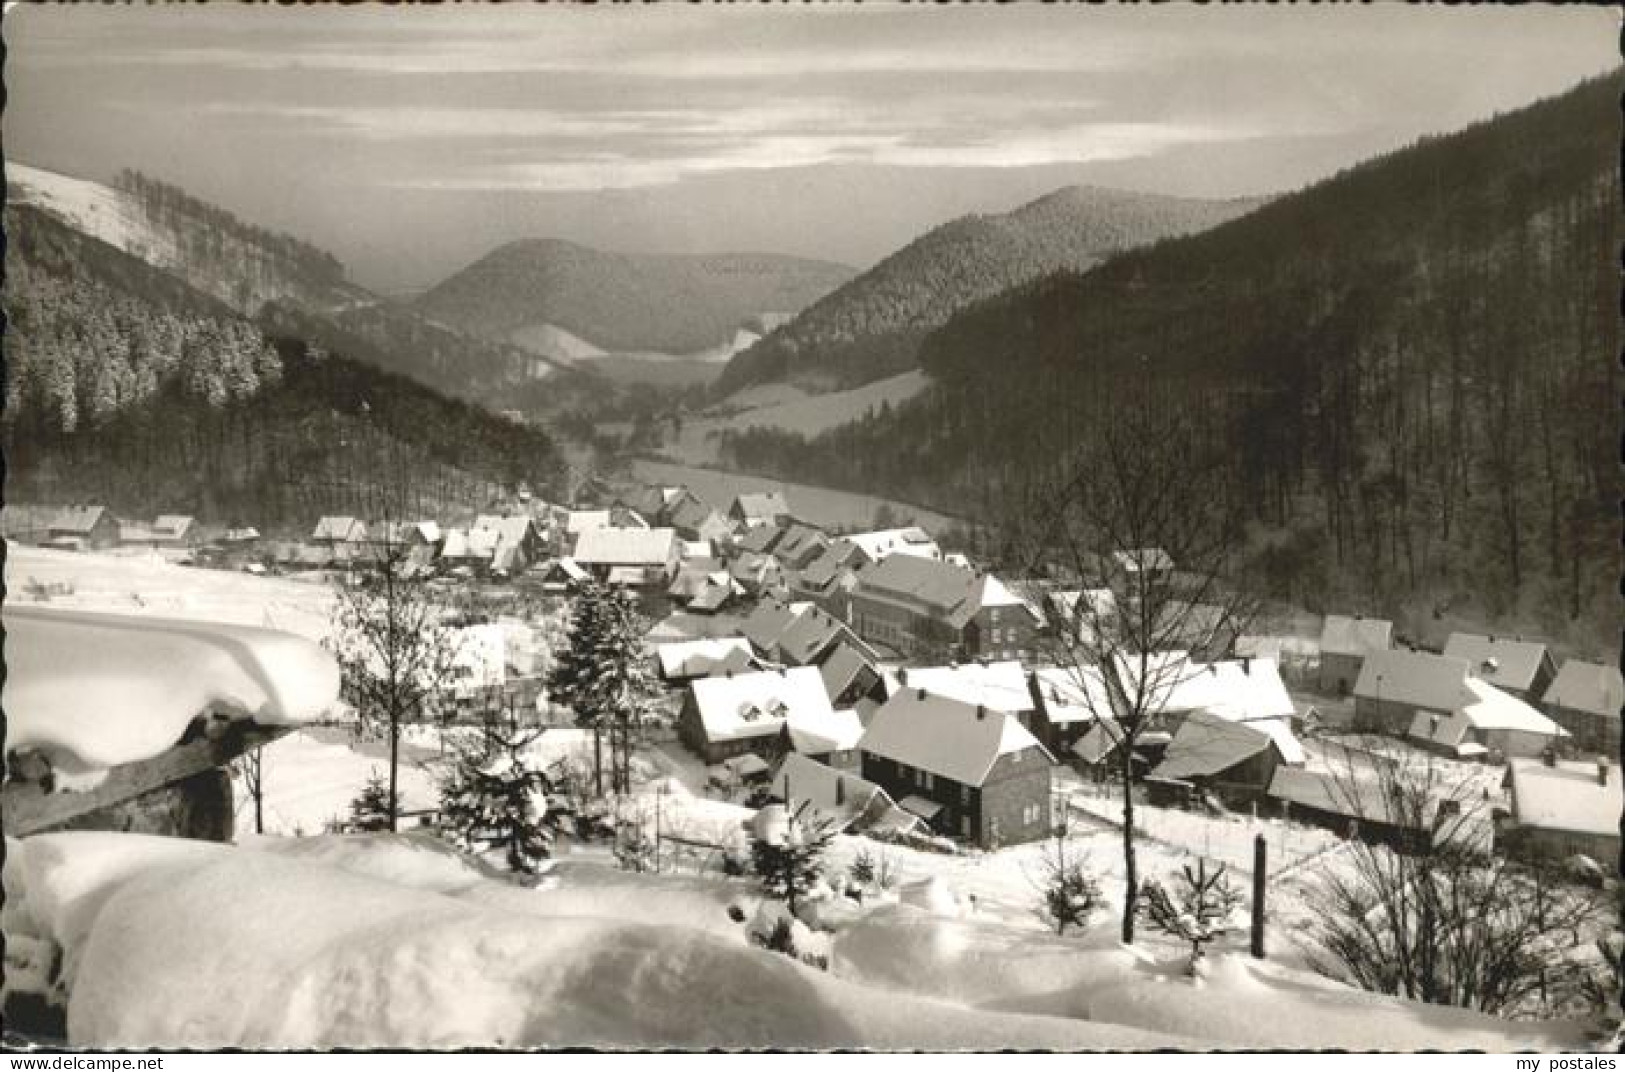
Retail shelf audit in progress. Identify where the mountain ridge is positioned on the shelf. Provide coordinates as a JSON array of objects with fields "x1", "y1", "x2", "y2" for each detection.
[{"x1": 713, "y1": 183, "x2": 1264, "y2": 396}]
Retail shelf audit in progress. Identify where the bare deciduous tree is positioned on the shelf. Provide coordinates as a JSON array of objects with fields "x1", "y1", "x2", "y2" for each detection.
[
  {"x1": 328, "y1": 515, "x2": 463, "y2": 832},
  {"x1": 1305, "y1": 746, "x2": 1602, "y2": 1016},
  {"x1": 1003, "y1": 392, "x2": 1258, "y2": 943}
]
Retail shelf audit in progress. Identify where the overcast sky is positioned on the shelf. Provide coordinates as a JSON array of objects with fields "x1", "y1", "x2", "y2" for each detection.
[{"x1": 6, "y1": 4, "x2": 1617, "y2": 291}]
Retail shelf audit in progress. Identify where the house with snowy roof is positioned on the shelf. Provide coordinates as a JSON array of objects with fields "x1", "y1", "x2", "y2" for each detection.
[
  {"x1": 1352, "y1": 649, "x2": 1476, "y2": 735},
  {"x1": 768, "y1": 753, "x2": 924, "y2": 837},
  {"x1": 729, "y1": 491, "x2": 791, "y2": 528},
  {"x1": 1318, "y1": 614, "x2": 1393, "y2": 695},
  {"x1": 655, "y1": 637, "x2": 758, "y2": 683},
  {"x1": 1029, "y1": 665, "x2": 1114, "y2": 757},
  {"x1": 45, "y1": 504, "x2": 120, "y2": 550},
  {"x1": 678, "y1": 665, "x2": 833, "y2": 765},
  {"x1": 858, "y1": 688, "x2": 1055, "y2": 848},
  {"x1": 1406, "y1": 677, "x2": 1568, "y2": 760},
  {"x1": 780, "y1": 705, "x2": 865, "y2": 770},
  {"x1": 1264, "y1": 766, "x2": 1490, "y2": 856},
  {"x1": 787, "y1": 541, "x2": 867, "y2": 611},
  {"x1": 1499, "y1": 756, "x2": 1621, "y2": 866},
  {"x1": 898, "y1": 661, "x2": 1036, "y2": 720},
  {"x1": 728, "y1": 550, "x2": 785, "y2": 597},
  {"x1": 311, "y1": 515, "x2": 368, "y2": 550},
  {"x1": 818, "y1": 641, "x2": 889, "y2": 712},
  {"x1": 536, "y1": 556, "x2": 592, "y2": 593},
  {"x1": 665, "y1": 492, "x2": 733, "y2": 546},
  {"x1": 1149, "y1": 708, "x2": 1304, "y2": 809},
  {"x1": 840, "y1": 527, "x2": 942, "y2": 564},
  {"x1": 1443, "y1": 633, "x2": 1557, "y2": 704},
  {"x1": 771, "y1": 522, "x2": 833, "y2": 573},
  {"x1": 2, "y1": 606, "x2": 341, "y2": 841},
  {"x1": 1111, "y1": 547, "x2": 1175, "y2": 582},
  {"x1": 471, "y1": 515, "x2": 547, "y2": 575},
  {"x1": 1542, "y1": 659, "x2": 1624, "y2": 756},
  {"x1": 571, "y1": 526, "x2": 681, "y2": 588},
  {"x1": 843, "y1": 555, "x2": 1040, "y2": 663}
]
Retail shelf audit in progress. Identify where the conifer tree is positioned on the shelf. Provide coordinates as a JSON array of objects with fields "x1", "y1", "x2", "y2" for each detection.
[
  {"x1": 750, "y1": 802, "x2": 835, "y2": 916},
  {"x1": 348, "y1": 769, "x2": 397, "y2": 833},
  {"x1": 438, "y1": 726, "x2": 556, "y2": 875}
]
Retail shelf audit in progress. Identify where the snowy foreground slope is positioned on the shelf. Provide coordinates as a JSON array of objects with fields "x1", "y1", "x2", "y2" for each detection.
[{"x1": 3, "y1": 832, "x2": 1585, "y2": 1051}]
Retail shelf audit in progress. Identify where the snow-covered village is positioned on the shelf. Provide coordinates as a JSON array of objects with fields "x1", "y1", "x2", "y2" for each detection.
[{"x1": 3, "y1": 4, "x2": 1620, "y2": 1056}]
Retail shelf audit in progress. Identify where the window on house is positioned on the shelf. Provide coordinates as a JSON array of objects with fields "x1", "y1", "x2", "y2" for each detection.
[
  {"x1": 961, "y1": 784, "x2": 971, "y2": 806},
  {"x1": 961, "y1": 815, "x2": 973, "y2": 837},
  {"x1": 916, "y1": 769, "x2": 933, "y2": 791}
]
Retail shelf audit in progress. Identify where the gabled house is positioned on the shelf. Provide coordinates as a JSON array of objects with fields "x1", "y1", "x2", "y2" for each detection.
[
  {"x1": 678, "y1": 666, "x2": 834, "y2": 765},
  {"x1": 1029, "y1": 665, "x2": 1114, "y2": 758},
  {"x1": 773, "y1": 605, "x2": 854, "y2": 668},
  {"x1": 1318, "y1": 615, "x2": 1394, "y2": 695},
  {"x1": 788, "y1": 541, "x2": 867, "y2": 611},
  {"x1": 729, "y1": 551, "x2": 785, "y2": 597},
  {"x1": 151, "y1": 515, "x2": 201, "y2": 547},
  {"x1": 1150, "y1": 708, "x2": 1304, "y2": 808},
  {"x1": 666, "y1": 492, "x2": 732, "y2": 545},
  {"x1": 1111, "y1": 547, "x2": 1175, "y2": 583},
  {"x1": 1443, "y1": 633, "x2": 1558, "y2": 703},
  {"x1": 730, "y1": 491, "x2": 791, "y2": 529},
  {"x1": 843, "y1": 555, "x2": 1040, "y2": 663},
  {"x1": 311, "y1": 515, "x2": 368, "y2": 550},
  {"x1": 1353, "y1": 649, "x2": 1475, "y2": 735},
  {"x1": 438, "y1": 527, "x2": 497, "y2": 575},
  {"x1": 839, "y1": 527, "x2": 942, "y2": 564},
  {"x1": 858, "y1": 688, "x2": 1055, "y2": 848},
  {"x1": 768, "y1": 753, "x2": 924, "y2": 837},
  {"x1": 473, "y1": 515, "x2": 546, "y2": 575},
  {"x1": 771, "y1": 522, "x2": 832, "y2": 572},
  {"x1": 741, "y1": 598, "x2": 805, "y2": 659},
  {"x1": 555, "y1": 509, "x2": 613, "y2": 555},
  {"x1": 1499, "y1": 757, "x2": 1621, "y2": 866},
  {"x1": 1151, "y1": 601, "x2": 1241, "y2": 662},
  {"x1": 1543, "y1": 659, "x2": 1624, "y2": 756},
  {"x1": 656, "y1": 637, "x2": 758, "y2": 683},
  {"x1": 1406, "y1": 678, "x2": 1569, "y2": 760},
  {"x1": 817, "y1": 641, "x2": 889, "y2": 712},
  {"x1": 781, "y1": 705, "x2": 864, "y2": 770},
  {"x1": 735, "y1": 521, "x2": 786, "y2": 557},
  {"x1": 537, "y1": 557, "x2": 591, "y2": 593},
  {"x1": 45, "y1": 505, "x2": 120, "y2": 551},
  {"x1": 572, "y1": 527, "x2": 681, "y2": 588}
]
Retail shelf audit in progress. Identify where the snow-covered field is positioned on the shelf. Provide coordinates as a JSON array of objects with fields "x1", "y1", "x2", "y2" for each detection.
[
  {"x1": 3, "y1": 830, "x2": 1589, "y2": 1050},
  {"x1": 6, "y1": 545, "x2": 337, "y2": 641}
]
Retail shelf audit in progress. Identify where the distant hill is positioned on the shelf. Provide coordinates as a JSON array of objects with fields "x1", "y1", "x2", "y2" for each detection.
[
  {"x1": 413, "y1": 238, "x2": 856, "y2": 358},
  {"x1": 714, "y1": 185, "x2": 1262, "y2": 395},
  {"x1": 5, "y1": 164, "x2": 593, "y2": 419},
  {"x1": 3, "y1": 202, "x2": 564, "y2": 527},
  {"x1": 715, "y1": 72, "x2": 1620, "y2": 641}
]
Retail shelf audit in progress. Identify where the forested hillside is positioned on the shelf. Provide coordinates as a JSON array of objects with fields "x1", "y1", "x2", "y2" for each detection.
[
  {"x1": 715, "y1": 73, "x2": 1621, "y2": 638},
  {"x1": 714, "y1": 185, "x2": 1260, "y2": 395},
  {"x1": 415, "y1": 238, "x2": 855, "y2": 357},
  {"x1": 3, "y1": 205, "x2": 565, "y2": 528}
]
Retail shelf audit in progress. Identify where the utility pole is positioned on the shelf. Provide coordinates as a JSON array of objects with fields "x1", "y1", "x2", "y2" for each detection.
[{"x1": 1251, "y1": 833, "x2": 1267, "y2": 959}]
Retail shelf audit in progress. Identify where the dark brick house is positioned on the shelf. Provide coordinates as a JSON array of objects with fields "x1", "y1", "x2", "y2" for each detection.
[
  {"x1": 842, "y1": 555, "x2": 1040, "y2": 663},
  {"x1": 857, "y1": 688, "x2": 1055, "y2": 848}
]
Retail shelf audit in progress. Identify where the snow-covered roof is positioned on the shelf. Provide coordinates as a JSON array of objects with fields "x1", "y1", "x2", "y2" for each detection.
[
  {"x1": 572, "y1": 526, "x2": 677, "y2": 567},
  {"x1": 656, "y1": 637, "x2": 756, "y2": 680},
  {"x1": 741, "y1": 597, "x2": 801, "y2": 654},
  {"x1": 901, "y1": 661, "x2": 1035, "y2": 715},
  {"x1": 769, "y1": 753, "x2": 909, "y2": 834},
  {"x1": 564, "y1": 510, "x2": 613, "y2": 535},
  {"x1": 1543, "y1": 659, "x2": 1625, "y2": 719},
  {"x1": 1457, "y1": 678, "x2": 1567, "y2": 736},
  {"x1": 818, "y1": 642, "x2": 879, "y2": 701},
  {"x1": 4, "y1": 606, "x2": 341, "y2": 773},
  {"x1": 49, "y1": 505, "x2": 109, "y2": 534},
  {"x1": 153, "y1": 515, "x2": 196, "y2": 538},
  {"x1": 785, "y1": 706, "x2": 864, "y2": 756},
  {"x1": 732, "y1": 491, "x2": 790, "y2": 522},
  {"x1": 839, "y1": 528, "x2": 940, "y2": 563},
  {"x1": 689, "y1": 666, "x2": 833, "y2": 743},
  {"x1": 312, "y1": 516, "x2": 365, "y2": 543},
  {"x1": 1159, "y1": 657, "x2": 1296, "y2": 723},
  {"x1": 1353, "y1": 649, "x2": 1473, "y2": 712},
  {"x1": 859, "y1": 689, "x2": 1051, "y2": 787},
  {"x1": 1153, "y1": 710, "x2": 1276, "y2": 782},
  {"x1": 773, "y1": 605, "x2": 848, "y2": 666},
  {"x1": 1319, "y1": 615, "x2": 1394, "y2": 658},
  {"x1": 1506, "y1": 759, "x2": 1622, "y2": 837},
  {"x1": 1031, "y1": 666, "x2": 1112, "y2": 725},
  {"x1": 1443, "y1": 633, "x2": 1552, "y2": 693}
]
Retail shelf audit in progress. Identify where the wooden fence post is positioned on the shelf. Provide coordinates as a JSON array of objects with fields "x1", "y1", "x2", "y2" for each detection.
[{"x1": 1251, "y1": 833, "x2": 1267, "y2": 959}]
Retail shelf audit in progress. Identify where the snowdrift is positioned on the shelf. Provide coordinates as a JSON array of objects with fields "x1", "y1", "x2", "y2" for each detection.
[
  {"x1": 4, "y1": 607, "x2": 341, "y2": 774},
  {"x1": 6, "y1": 833, "x2": 1198, "y2": 1050},
  {"x1": 831, "y1": 905, "x2": 1587, "y2": 1051}
]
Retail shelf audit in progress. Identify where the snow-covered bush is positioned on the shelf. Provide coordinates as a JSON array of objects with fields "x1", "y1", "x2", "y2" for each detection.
[{"x1": 1034, "y1": 834, "x2": 1103, "y2": 936}]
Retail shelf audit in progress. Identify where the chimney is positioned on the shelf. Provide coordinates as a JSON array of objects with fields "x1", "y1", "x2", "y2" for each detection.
[
  {"x1": 1598, "y1": 757, "x2": 1610, "y2": 786},
  {"x1": 1541, "y1": 745, "x2": 1556, "y2": 767},
  {"x1": 899, "y1": 669, "x2": 910, "y2": 686},
  {"x1": 916, "y1": 688, "x2": 927, "y2": 701},
  {"x1": 976, "y1": 705, "x2": 986, "y2": 721},
  {"x1": 836, "y1": 777, "x2": 846, "y2": 806}
]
